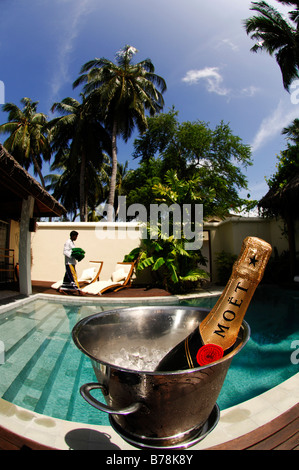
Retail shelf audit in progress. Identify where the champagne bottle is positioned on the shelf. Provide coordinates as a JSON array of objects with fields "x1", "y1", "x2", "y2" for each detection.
[{"x1": 155, "y1": 236, "x2": 272, "y2": 371}]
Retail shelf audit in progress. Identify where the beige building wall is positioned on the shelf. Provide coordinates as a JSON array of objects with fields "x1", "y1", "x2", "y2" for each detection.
[
  {"x1": 9, "y1": 220, "x2": 20, "y2": 265},
  {"x1": 204, "y1": 217, "x2": 292, "y2": 282},
  {"x1": 31, "y1": 222, "x2": 143, "y2": 283},
  {"x1": 30, "y1": 217, "x2": 297, "y2": 284}
]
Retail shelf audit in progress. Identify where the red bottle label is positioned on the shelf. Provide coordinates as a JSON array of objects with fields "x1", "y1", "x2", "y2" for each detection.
[{"x1": 196, "y1": 344, "x2": 224, "y2": 366}]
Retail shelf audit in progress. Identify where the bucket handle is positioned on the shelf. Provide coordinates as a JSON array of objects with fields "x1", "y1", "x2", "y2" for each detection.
[{"x1": 80, "y1": 383, "x2": 142, "y2": 415}]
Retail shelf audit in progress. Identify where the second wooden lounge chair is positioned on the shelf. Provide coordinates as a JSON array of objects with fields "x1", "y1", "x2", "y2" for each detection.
[{"x1": 81, "y1": 262, "x2": 135, "y2": 295}]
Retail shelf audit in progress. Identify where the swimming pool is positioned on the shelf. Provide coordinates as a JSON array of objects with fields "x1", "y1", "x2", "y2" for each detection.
[{"x1": 0, "y1": 286, "x2": 298, "y2": 426}]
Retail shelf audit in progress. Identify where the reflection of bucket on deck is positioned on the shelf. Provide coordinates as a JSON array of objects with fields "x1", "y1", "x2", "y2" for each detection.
[{"x1": 72, "y1": 306, "x2": 250, "y2": 449}]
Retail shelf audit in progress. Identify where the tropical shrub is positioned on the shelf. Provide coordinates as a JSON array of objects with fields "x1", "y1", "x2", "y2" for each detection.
[
  {"x1": 215, "y1": 251, "x2": 237, "y2": 285},
  {"x1": 124, "y1": 224, "x2": 208, "y2": 294}
]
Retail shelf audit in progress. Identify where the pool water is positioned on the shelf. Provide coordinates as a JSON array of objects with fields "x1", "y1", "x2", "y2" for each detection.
[{"x1": 0, "y1": 286, "x2": 298, "y2": 426}]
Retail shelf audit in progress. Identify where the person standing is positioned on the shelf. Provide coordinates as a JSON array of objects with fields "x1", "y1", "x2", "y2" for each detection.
[{"x1": 59, "y1": 231, "x2": 81, "y2": 293}]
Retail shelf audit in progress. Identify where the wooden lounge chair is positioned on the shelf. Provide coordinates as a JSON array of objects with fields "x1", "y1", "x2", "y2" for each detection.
[
  {"x1": 81, "y1": 262, "x2": 135, "y2": 295},
  {"x1": 51, "y1": 260, "x2": 103, "y2": 290}
]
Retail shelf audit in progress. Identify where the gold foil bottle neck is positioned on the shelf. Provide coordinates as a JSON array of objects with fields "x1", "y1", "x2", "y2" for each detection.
[
  {"x1": 199, "y1": 236, "x2": 272, "y2": 350},
  {"x1": 232, "y1": 236, "x2": 272, "y2": 283}
]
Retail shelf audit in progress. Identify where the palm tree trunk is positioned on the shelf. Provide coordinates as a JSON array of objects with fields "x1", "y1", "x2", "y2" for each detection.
[
  {"x1": 31, "y1": 154, "x2": 46, "y2": 188},
  {"x1": 107, "y1": 119, "x2": 118, "y2": 222}
]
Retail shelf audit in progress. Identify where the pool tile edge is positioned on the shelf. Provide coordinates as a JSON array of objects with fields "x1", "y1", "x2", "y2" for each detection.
[
  {"x1": 0, "y1": 292, "x2": 298, "y2": 450},
  {"x1": 0, "y1": 373, "x2": 298, "y2": 450},
  {"x1": 194, "y1": 373, "x2": 299, "y2": 449}
]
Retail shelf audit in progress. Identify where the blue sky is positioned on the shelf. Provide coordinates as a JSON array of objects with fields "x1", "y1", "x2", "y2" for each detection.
[{"x1": 0, "y1": 0, "x2": 298, "y2": 204}]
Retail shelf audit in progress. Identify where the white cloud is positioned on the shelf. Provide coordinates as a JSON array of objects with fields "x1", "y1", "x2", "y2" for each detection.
[
  {"x1": 251, "y1": 98, "x2": 299, "y2": 152},
  {"x1": 182, "y1": 67, "x2": 230, "y2": 96},
  {"x1": 182, "y1": 67, "x2": 261, "y2": 100},
  {"x1": 240, "y1": 86, "x2": 260, "y2": 97},
  {"x1": 218, "y1": 38, "x2": 239, "y2": 52},
  {"x1": 50, "y1": 0, "x2": 95, "y2": 101}
]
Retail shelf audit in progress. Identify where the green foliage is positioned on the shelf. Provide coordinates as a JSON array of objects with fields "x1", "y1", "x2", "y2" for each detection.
[
  {"x1": 266, "y1": 147, "x2": 299, "y2": 191},
  {"x1": 125, "y1": 110, "x2": 255, "y2": 217},
  {"x1": 244, "y1": 1, "x2": 299, "y2": 91},
  {"x1": 132, "y1": 107, "x2": 179, "y2": 162},
  {"x1": 215, "y1": 251, "x2": 238, "y2": 285},
  {"x1": 260, "y1": 121, "x2": 299, "y2": 219},
  {"x1": 73, "y1": 45, "x2": 167, "y2": 219},
  {"x1": 123, "y1": 157, "x2": 163, "y2": 214},
  {"x1": 123, "y1": 111, "x2": 255, "y2": 293},
  {"x1": 47, "y1": 95, "x2": 111, "y2": 221},
  {"x1": 124, "y1": 169, "x2": 210, "y2": 294},
  {"x1": 0, "y1": 98, "x2": 50, "y2": 187},
  {"x1": 124, "y1": 227, "x2": 209, "y2": 294},
  {"x1": 259, "y1": 118, "x2": 299, "y2": 280}
]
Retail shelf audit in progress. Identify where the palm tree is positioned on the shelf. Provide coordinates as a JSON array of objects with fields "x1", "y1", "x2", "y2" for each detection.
[
  {"x1": 244, "y1": 1, "x2": 299, "y2": 91},
  {"x1": 45, "y1": 150, "x2": 110, "y2": 221},
  {"x1": 113, "y1": 161, "x2": 129, "y2": 219},
  {"x1": 73, "y1": 45, "x2": 167, "y2": 221},
  {"x1": 282, "y1": 117, "x2": 299, "y2": 141},
  {"x1": 48, "y1": 95, "x2": 111, "y2": 221},
  {"x1": 87, "y1": 154, "x2": 110, "y2": 221},
  {"x1": 45, "y1": 153, "x2": 80, "y2": 220},
  {"x1": 0, "y1": 97, "x2": 50, "y2": 187}
]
